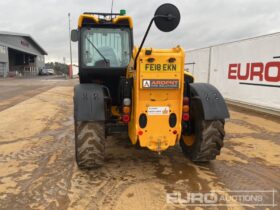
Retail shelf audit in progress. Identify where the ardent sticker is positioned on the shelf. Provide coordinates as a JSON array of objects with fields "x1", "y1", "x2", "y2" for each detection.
[
  {"x1": 142, "y1": 79, "x2": 179, "y2": 89},
  {"x1": 148, "y1": 107, "x2": 170, "y2": 115}
]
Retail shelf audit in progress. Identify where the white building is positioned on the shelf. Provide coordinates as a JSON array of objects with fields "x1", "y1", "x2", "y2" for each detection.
[{"x1": 0, "y1": 31, "x2": 47, "y2": 78}]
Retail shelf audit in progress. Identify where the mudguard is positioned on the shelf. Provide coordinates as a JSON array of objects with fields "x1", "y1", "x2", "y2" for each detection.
[
  {"x1": 190, "y1": 83, "x2": 230, "y2": 120},
  {"x1": 74, "y1": 84, "x2": 109, "y2": 121}
]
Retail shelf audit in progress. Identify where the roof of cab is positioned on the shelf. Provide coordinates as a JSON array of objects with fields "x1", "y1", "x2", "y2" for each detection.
[{"x1": 78, "y1": 14, "x2": 133, "y2": 29}]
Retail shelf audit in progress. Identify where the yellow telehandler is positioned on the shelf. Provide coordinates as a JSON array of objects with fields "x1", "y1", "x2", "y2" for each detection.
[{"x1": 71, "y1": 3, "x2": 229, "y2": 169}]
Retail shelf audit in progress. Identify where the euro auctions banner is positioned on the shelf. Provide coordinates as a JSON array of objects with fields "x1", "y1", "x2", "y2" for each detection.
[{"x1": 186, "y1": 32, "x2": 280, "y2": 111}]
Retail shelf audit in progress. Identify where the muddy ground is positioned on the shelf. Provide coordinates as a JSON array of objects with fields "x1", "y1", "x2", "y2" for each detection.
[{"x1": 0, "y1": 77, "x2": 279, "y2": 210}]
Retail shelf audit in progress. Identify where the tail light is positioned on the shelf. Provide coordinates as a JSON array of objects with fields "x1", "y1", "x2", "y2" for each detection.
[
  {"x1": 183, "y1": 97, "x2": 189, "y2": 105},
  {"x1": 182, "y1": 113, "x2": 190, "y2": 121},
  {"x1": 122, "y1": 114, "x2": 130, "y2": 123},
  {"x1": 182, "y1": 97, "x2": 190, "y2": 121},
  {"x1": 123, "y1": 106, "x2": 130, "y2": 114},
  {"x1": 122, "y1": 98, "x2": 131, "y2": 123},
  {"x1": 183, "y1": 105, "x2": 189, "y2": 112}
]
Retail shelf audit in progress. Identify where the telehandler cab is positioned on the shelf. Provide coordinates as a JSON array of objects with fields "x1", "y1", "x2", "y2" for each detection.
[{"x1": 71, "y1": 4, "x2": 229, "y2": 169}]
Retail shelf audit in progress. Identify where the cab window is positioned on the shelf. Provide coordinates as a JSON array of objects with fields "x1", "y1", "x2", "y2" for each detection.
[{"x1": 81, "y1": 27, "x2": 131, "y2": 68}]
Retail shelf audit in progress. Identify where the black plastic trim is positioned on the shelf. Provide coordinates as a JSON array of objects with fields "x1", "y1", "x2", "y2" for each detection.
[
  {"x1": 139, "y1": 114, "x2": 147, "y2": 128},
  {"x1": 169, "y1": 113, "x2": 177, "y2": 128},
  {"x1": 74, "y1": 84, "x2": 109, "y2": 121},
  {"x1": 190, "y1": 83, "x2": 230, "y2": 120}
]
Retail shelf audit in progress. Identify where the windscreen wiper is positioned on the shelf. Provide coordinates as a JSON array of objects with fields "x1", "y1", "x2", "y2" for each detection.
[{"x1": 86, "y1": 37, "x2": 109, "y2": 65}]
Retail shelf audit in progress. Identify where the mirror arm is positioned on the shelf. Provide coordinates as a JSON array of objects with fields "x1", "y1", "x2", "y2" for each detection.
[
  {"x1": 133, "y1": 17, "x2": 155, "y2": 70},
  {"x1": 133, "y1": 15, "x2": 174, "y2": 70}
]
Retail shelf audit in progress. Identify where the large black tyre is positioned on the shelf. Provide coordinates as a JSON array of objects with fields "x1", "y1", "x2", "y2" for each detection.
[
  {"x1": 180, "y1": 99, "x2": 225, "y2": 162},
  {"x1": 75, "y1": 121, "x2": 105, "y2": 169}
]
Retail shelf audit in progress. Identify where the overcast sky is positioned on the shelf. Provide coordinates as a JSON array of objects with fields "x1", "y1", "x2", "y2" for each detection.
[{"x1": 0, "y1": 0, "x2": 280, "y2": 64}]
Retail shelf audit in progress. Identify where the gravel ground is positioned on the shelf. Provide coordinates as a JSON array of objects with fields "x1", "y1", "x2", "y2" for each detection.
[{"x1": 0, "y1": 78, "x2": 279, "y2": 210}]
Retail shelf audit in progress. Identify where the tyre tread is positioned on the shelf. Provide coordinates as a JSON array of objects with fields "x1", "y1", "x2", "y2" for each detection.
[
  {"x1": 75, "y1": 121, "x2": 105, "y2": 169},
  {"x1": 180, "y1": 102, "x2": 225, "y2": 162}
]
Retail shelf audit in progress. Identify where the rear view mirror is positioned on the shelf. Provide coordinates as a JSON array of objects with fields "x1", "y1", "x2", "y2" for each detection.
[
  {"x1": 154, "y1": 3, "x2": 181, "y2": 32},
  {"x1": 134, "y1": 3, "x2": 181, "y2": 69},
  {"x1": 71, "y1": 29, "x2": 79, "y2": 42}
]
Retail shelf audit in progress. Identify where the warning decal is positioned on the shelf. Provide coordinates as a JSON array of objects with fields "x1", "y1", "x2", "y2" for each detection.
[
  {"x1": 148, "y1": 107, "x2": 170, "y2": 115},
  {"x1": 142, "y1": 79, "x2": 179, "y2": 89}
]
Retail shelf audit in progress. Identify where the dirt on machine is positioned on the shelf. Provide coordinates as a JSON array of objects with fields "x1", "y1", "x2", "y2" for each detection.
[{"x1": 71, "y1": 3, "x2": 230, "y2": 169}]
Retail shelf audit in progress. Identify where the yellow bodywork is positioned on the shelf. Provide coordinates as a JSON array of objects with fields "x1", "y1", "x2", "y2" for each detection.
[
  {"x1": 76, "y1": 13, "x2": 195, "y2": 152},
  {"x1": 127, "y1": 46, "x2": 185, "y2": 152},
  {"x1": 78, "y1": 14, "x2": 133, "y2": 29},
  {"x1": 78, "y1": 14, "x2": 99, "y2": 27},
  {"x1": 112, "y1": 16, "x2": 133, "y2": 29},
  {"x1": 184, "y1": 70, "x2": 194, "y2": 80}
]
